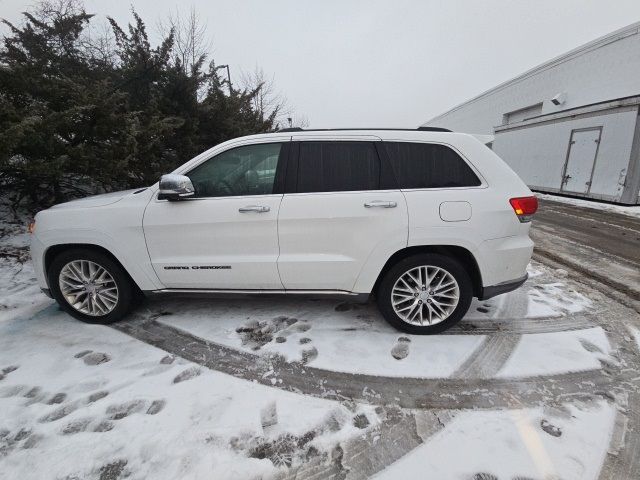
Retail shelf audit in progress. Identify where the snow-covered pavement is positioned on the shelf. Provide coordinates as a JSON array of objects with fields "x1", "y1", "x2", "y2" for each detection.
[
  {"x1": 1, "y1": 218, "x2": 640, "y2": 479},
  {"x1": 535, "y1": 193, "x2": 640, "y2": 219}
]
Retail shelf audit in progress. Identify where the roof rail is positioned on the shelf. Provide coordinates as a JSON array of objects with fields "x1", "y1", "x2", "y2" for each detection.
[
  {"x1": 416, "y1": 126, "x2": 452, "y2": 132},
  {"x1": 277, "y1": 127, "x2": 453, "y2": 133}
]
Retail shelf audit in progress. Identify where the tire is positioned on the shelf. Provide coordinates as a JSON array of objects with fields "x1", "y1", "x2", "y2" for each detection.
[
  {"x1": 48, "y1": 248, "x2": 136, "y2": 324},
  {"x1": 377, "y1": 253, "x2": 473, "y2": 334}
]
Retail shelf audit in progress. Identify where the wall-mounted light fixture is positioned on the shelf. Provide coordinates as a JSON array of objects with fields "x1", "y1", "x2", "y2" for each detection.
[{"x1": 551, "y1": 92, "x2": 567, "y2": 106}]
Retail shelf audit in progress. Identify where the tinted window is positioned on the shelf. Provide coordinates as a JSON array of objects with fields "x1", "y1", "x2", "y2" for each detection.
[
  {"x1": 383, "y1": 142, "x2": 481, "y2": 189},
  {"x1": 187, "y1": 143, "x2": 282, "y2": 197},
  {"x1": 296, "y1": 141, "x2": 379, "y2": 193}
]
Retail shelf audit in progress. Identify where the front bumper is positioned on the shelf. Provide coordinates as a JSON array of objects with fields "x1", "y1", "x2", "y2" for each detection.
[
  {"x1": 30, "y1": 234, "x2": 49, "y2": 291},
  {"x1": 478, "y1": 273, "x2": 528, "y2": 300}
]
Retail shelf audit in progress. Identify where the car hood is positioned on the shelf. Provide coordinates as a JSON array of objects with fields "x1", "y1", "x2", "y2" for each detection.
[{"x1": 49, "y1": 189, "x2": 145, "y2": 210}]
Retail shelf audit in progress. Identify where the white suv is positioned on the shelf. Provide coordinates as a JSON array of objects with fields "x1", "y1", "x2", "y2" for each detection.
[{"x1": 30, "y1": 128, "x2": 537, "y2": 334}]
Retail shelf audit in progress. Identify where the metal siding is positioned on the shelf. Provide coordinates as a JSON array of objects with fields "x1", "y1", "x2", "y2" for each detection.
[
  {"x1": 423, "y1": 23, "x2": 640, "y2": 136},
  {"x1": 493, "y1": 109, "x2": 637, "y2": 202},
  {"x1": 620, "y1": 110, "x2": 640, "y2": 204}
]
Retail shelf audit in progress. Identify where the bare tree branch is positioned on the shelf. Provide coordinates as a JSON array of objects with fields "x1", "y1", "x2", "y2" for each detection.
[
  {"x1": 239, "y1": 66, "x2": 310, "y2": 129},
  {"x1": 158, "y1": 6, "x2": 211, "y2": 74}
]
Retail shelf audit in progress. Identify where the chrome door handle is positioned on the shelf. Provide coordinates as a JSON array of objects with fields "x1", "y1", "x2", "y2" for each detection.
[
  {"x1": 364, "y1": 200, "x2": 397, "y2": 208},
  {"x1": 239, "y1": 205, "x2": 270, "y2": 213}
]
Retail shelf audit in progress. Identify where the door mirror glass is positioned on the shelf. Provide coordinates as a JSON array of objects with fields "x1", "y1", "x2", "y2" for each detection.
[{"x1": 158, "y1": 174, "x2": 195, "y2": 201}]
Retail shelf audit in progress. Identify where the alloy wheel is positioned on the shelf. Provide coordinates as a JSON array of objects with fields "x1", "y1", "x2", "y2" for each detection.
[
  {"x1": 391, "y1": 265, "x2": 460, "y2": 326},
  {"x1": 58, "y1": 260, "x2": 119, "y2": 316}
]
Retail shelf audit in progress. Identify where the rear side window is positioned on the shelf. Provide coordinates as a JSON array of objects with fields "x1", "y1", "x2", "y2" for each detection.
[
  {"x1": 296, "y1": 141, "x2": 380, "y2": 193},
  {"x1": 383, "y1": 142, "x2": 481, "y2": 189}
]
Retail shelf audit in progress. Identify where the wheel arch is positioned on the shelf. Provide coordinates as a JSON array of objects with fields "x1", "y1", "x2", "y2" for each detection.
[
  {"x1": 44, "y1": 243, "x2": 142, "y2": 294},
  {"x1": 372, "y1": 245, "x2": 483, "y2": 298}
]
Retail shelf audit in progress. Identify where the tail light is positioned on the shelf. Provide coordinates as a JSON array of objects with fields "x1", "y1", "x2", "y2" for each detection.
[{"x1": 509, "y1": 196, "x2": 538, "y2": 223}]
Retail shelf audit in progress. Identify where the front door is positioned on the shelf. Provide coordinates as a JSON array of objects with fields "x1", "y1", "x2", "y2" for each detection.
[
  {"x1": 277, "y1": 139, "x2": 408, "y2": 291},
  {"x1": 561, "y1": 127, "x2": 602, "y2": 194},
  {"x1": 143, "y1": 141, "x2": 287, "y2": 289}
]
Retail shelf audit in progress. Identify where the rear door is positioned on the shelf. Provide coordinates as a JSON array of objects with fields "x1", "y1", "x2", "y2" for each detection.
[{"x1": 277, "y1": 137, "x2": 408, "y2": 291}]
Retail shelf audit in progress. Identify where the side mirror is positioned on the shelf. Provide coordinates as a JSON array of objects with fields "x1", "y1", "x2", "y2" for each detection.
[{"x1": 158, "y1": 174, "x2": 195, "y2": 201}]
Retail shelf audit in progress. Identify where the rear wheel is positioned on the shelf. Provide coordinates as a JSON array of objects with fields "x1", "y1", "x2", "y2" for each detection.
[
  {"x1": 48, "y1": 248, "x2": 135, "y2": 324},
  {"x1": 377, "y1": 254, "x2": 473, "y2": 334}
]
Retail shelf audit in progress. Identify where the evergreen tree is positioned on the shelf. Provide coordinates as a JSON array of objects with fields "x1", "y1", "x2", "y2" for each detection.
[{"x1": 0, "y1": 0, "x2": 286, "y2": 211}]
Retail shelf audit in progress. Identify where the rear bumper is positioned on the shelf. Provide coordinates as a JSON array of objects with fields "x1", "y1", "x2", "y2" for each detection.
[
  {"x1": 477, "y1": 235, "x2": 533, "y2": 287},
  {"x1": 478, "y1": 273, "x2": 528, "y2": 300}
]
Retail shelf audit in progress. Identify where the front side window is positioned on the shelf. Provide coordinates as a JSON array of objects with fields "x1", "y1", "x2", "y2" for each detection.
[
  {"x1": 383, "y1": 142, "x2": 481, "y2": 189},
  {"x1": 187, "y1": 143, "x2": 282, "y2": 197},
  {"x1": 296, "y1": 141, "x2": 379, "y2": 193}
]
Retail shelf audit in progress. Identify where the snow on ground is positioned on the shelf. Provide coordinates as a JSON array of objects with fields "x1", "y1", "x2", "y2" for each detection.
[
  {"x1": 525, "y1": 280, "x2": 592, "y2": 317},
  {"x1": 375, "y1": 401, "x2": 616, "y2": 480},
  {"x1": 629, "y1": 326, "x2": 640, "y2": 353},
  {"x1": 483, "y1": 264, "x2": 592, "y2": 319},
  {"x1": 157, "y1": 262, "x2": 598, "y2": 379},
  {"x1": 0, "y1": 218, "x2": 380, "y2": 479},
  {"x1": 0, "y1": 213, "x2": 618, "y2": 479},
  {"x1": 0, "y1": 215, "x2": 44, "y2": 323},
  {"x1": 0, "y1": 305, "x2": 379, "y2": 480},
  {"x1": 156, "y1": 297, "x2": 485, "y2": 378},
  {"x1": 537, "y1": 192, "x2": 640, "y2": 218},
  {"x1": 497, "y1": 327, "x2": 610, "y2": 378}
]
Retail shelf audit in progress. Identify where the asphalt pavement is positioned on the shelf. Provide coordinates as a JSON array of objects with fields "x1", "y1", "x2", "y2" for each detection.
[
  {"x1": 532, "y1": 197, "x2": 640, "y2": 310},
  {"x1": 534, "y1": 198, "x2": 640, "y2": 266}
]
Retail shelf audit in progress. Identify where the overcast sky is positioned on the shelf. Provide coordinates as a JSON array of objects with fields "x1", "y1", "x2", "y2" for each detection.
[{"x1": 1, "y1": 0, "x2": 640, "y2": 128}]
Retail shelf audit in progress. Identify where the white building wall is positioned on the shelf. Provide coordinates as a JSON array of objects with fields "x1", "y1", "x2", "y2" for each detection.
[
  {"x1": 492, "y1": 106, "x2": 638, "y2": 202},
  {"x1": 423, "y1": 22, "x2": 640, "y2": 135}
]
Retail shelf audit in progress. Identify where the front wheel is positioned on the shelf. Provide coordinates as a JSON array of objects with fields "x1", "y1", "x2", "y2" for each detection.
[
  {"x1": 48, "y1": 248, "x2": 135, "y2": 324},
  {"x1": 377, "y1": 254, "x2": 473, "y2": 334}
]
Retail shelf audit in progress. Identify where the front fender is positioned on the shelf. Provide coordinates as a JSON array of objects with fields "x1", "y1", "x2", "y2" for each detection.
[
  {"x1": 34, "y1": 228, "x2": 163, "y2": 292},
  {"x1": 31, "y1": 189, "x2": 163, "y2": 292}
]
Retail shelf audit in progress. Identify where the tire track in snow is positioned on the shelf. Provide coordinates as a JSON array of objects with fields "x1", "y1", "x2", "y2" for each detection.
[
  {"x1": 451, "y1": 334, "x2": 521, "y2": 379},
  {"x1": 342, "y1": 410, "x2": 453, "y2": 480},
  {"x1": 275, "y1": 408, "x2": 453, "y2": 480},
  {"x1": 449, "y1": 314, "x2": 596, "y2": 335},
  {"x1": 595, "y1": 317, "x2": 640, "y2": 480},
  {"x1": 598, "y1": 395, "x2": 640, "y2": 480},
  {"x1": 111, "y1": 318, "x2": 613, "y2": 410}
]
